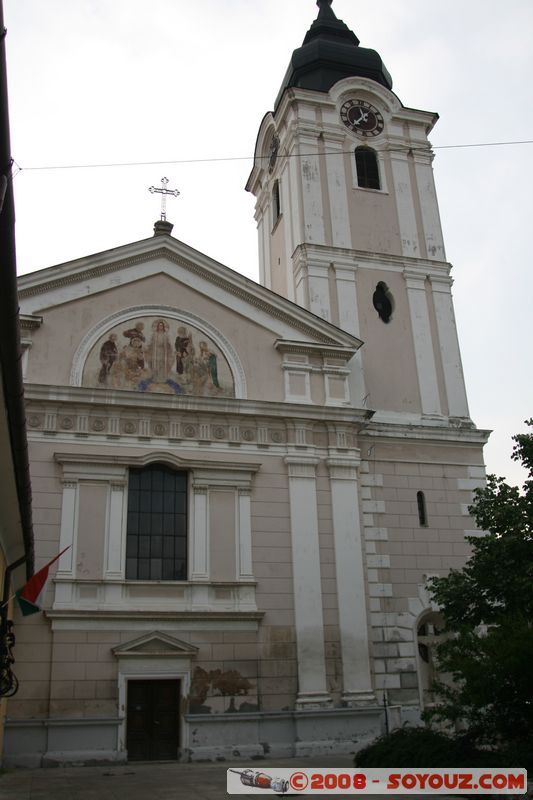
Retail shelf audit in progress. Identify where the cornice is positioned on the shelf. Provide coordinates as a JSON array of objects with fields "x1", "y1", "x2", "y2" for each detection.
[
  {"x1": 19, "y1": 314, "x2": 43, "y2": 330},
  {"x1": 274, "y1": 339, "x2": 360, "y2": 359},
  {"x1": 359, "y1": 420, "x2": 491, "y2": 446},
  {"x1": 45, "y1": 609, "x2": 265, "y2": 622},
  {"x1": 293, "y1": 242, "x2": 452, "y2": 275},
  {"x1": 55, "y1": 451, "x2": 262, "y2": 474}
]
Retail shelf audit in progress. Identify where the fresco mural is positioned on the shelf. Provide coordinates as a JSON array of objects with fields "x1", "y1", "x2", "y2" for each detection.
[{"x1": 82, "y1": 317, "x2": 235, "y2": 397}]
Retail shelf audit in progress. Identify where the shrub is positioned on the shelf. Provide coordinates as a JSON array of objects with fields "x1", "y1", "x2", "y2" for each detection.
[{"x1": 354, "y1": 728, "x2": 531, "y2": 771}]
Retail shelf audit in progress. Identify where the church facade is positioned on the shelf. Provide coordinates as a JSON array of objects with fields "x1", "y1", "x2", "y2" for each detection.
[{"x1": 5, "y1": 1, "x2": 488, "y2": 766}]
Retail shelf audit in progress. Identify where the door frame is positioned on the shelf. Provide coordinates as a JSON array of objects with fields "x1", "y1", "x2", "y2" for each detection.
[
  {"x1": 126, "y1": 677, "x2": 182, "y2": 761},
  {"x1": 117, "y1": 663, "x2": 192, "y2": 760}
]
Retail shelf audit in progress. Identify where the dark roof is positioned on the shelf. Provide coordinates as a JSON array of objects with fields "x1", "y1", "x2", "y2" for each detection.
[{"x1": 274, "y1": 0, "x2": 392, "y2": 111}]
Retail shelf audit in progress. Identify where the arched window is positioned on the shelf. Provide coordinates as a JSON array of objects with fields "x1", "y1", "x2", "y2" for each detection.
[
  {"x1": 355, "y1": 147, "x2": 380, "y2": 190},
  {"x1": 372, "y1": 281, "x2": 394, "y2": 323},
  {"x1": 272, "y1": 180, "x2": 281, "y2": 225},
  {"x1": 417, "y1": 490, "x2": 428, "y2": 527},
  {"x1": 126, "y1": 463, "x2": 188, "y2": 581}
]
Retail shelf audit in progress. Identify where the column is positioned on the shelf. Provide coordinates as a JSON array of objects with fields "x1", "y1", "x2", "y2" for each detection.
[
  {"x1": 54, "y1": 480, "x2": 78, "y2": 606},
  {"x1": 413, "y1": 153, "x2": 446, "y2": 262},
  {"x1": 299, "y1": 133, "x2": 326, "y2": 246},
  {"x1": 191, "y1": 484, "x2": 209, "y2": 581},
  {"x1": 404, "y1": 270, "x2": 441, "y2": 416},
  {"x1": 104, "y1": 480, "x2": 127, "y2": 579},
  {"x1": 390, "y1": 151, "x2": 420, "y2": 258},
  {"x1": 322, "y1": 133, "x2": 352, "y2": 249},
  {"x1": 236, "y1": 488, "x2": 253, "y2": 580},
  {"x1": 285, "y1": 456, "x2": 331, "y2": 708},
  {"x1": 56, "y1": 480, "x2": 78, "y2": 577},
  {"x1": 327, "y1": 458, "x2": 375, "y2": 705},
  {"x1": 431, "y1": 275, "x2": 470, "y2": 418},
  {"x1": 308, "y1": 258, "x2": 331, "y2": 323}
]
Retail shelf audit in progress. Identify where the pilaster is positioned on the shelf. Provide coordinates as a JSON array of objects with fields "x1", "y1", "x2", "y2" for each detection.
[
  {"x1": 326, "y1": 457, "x2": 375, "y2": 706},
  {"x1": 285, "y1": 456, "x2": 332, "y2": 708},
  {"x1": 404, "y1": 270, "x2": 441, "y2": 416},
  {"x1": 431, "y1": 275, "x2": 469, "y2": 418}
]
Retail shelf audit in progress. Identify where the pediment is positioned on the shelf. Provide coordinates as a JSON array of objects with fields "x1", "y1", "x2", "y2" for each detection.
[
  {"x1": 112, "y1": 631, "x2": 198, "y2": 658},
  {"x1": 17, "y1": 234, "x2": 361, "y2": 351}
]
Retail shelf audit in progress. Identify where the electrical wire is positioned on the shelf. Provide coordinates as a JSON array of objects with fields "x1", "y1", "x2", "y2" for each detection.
[{"x1": 12, "y1": 139, "x2": 533, "y2": 174}]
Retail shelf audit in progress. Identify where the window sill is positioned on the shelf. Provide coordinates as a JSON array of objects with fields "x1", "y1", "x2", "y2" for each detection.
[{"x1": 51, "y1": 578, "x2": 258, "y2": 614}]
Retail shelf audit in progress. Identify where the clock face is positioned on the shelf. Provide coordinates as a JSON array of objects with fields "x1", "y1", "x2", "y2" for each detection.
[{"x1": 340, "y1": 100, "x2": 384, "y2": 138}]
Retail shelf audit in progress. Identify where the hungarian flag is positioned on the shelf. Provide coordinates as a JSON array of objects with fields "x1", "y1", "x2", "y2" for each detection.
[{"x1": 16, "y1": 547, "x2": 70, "y2": 616}]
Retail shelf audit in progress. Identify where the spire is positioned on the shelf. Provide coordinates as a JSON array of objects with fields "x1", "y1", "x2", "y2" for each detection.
[
  {"x1": 304, "y1": 0, "x2": 360, "y2": 47},
  {"x1": 274, "y1": 2, "x2": 392, "y2": 110}
]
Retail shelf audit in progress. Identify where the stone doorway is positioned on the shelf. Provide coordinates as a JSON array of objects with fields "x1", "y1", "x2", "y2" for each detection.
[{"x1": 126, "y1": 678, "x2": 181, "y2": 761}]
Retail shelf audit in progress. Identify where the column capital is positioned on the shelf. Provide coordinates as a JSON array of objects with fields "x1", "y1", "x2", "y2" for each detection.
[
  {"x1": 404, "y1": 269, "x2": 428, "y2": 289},
  {"x1": 284, "y1": 456, "x2": 320, "y2": 479},
  {"x1": 326, "y1": 457, "x2": 360, "y2": 480},
  {"x1": 430, "y1": 274, "x2": 454, "y2": 292}
]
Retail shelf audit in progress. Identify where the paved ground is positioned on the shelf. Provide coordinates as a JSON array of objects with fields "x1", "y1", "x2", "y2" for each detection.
[{"x1": 0, "y1": 754, "x2": 361, "y2": 800}]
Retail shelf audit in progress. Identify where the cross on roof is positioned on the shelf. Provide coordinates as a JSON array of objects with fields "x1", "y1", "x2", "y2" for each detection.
[{"x1": 148, "y1": 177, "x2": 180, "y2": 222}]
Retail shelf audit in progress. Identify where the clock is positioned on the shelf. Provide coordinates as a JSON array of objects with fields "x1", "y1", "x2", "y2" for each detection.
[{"x1": 340, "y1": 100, "x2": 384, "y2": 138}]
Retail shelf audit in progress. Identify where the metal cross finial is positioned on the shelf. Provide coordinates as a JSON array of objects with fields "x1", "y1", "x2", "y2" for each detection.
[{"x1": 148, "y1": 177, "x2": 180, "y2": 222}]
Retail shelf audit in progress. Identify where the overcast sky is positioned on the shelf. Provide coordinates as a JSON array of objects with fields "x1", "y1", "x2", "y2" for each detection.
[{"x1": 4, "y1": 0, "x2": 532, "y2": 486}]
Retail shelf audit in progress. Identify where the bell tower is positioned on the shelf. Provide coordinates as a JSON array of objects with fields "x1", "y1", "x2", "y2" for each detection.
[{"x1": 246, "y1": 0, "x2": 470, "y2": 422}]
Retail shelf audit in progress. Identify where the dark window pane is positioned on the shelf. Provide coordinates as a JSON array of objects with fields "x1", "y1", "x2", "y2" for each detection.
[
  {"x1": 175, "y1": 473, "x2": 187, "y2": 491},
  {"x1": 139, "y1": 536, "x2": 151, "y2": 558},
  {"x1": 163, "y1": 537, "x2": 175, "y2": 558},
  {"x1": 138, "y1": 559, "x2": 150, "y2": 580},
  {"x1": 174, "y1": 560, "x2": 186, "y2": 580},
  {"x1": 175, "y1": 494, "x2": 187, "y2": 514},
  {"x1": 164, "y1": 472, "x2": 175, "y2": 491},
  {"x1": 128, "y1": 491, "x2": 139, "y2": 512},
  {"x1": 152, "y1": 491, "x2": 163, "y2": 513},
  {"x1": 150, "y1": 559, "x2": 162, "y2": 580},
  {"x1": 139, "y1": 512, "x2": 151, "y2": 535},
  {"x1": 140, "y1": 470, "x2": 152, "y2": 491},
  {"x1": 163, "y1": 514, "x2": 174, "y2": 535},
  {"x1": 127, "y1": 513, "x2": 138, "y2": 535},
  {"x1": 126, "y1": 536, "x2": 138, "y2": 557},
  {"x1": 152, "y1": 470, "x2": 163, "y2": 491},
  {"x1": 140, "y1": 490, "x2": 151, "y2": 512},
  {"x1": 163, "y1": 493, "x2": 174, "y2": 513},
  {"x1": 162, "y1": 559, "x2": 174, "y2": 580},
  {"x1": 174, "y1": 516, "x2": 186, "y2": 537},
  {"x1": 175, "y1": 537, "x2": 187, "y2": 558},
  {"x1": 151, "y1": 514, "x2": 163, "y2": 536},
  {"x1": 129, "y1": 471, "x2": 140, "y2": 491},
  {"x1": 151, "y1": 536, "x2": 162, "y2": 558},
  {"x1": 126, "y1": 559, "x2": 137, "y2": 579}
]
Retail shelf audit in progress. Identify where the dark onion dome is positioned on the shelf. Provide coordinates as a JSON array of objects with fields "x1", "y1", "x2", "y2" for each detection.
[{"x1": 274, "y1": 0, "x2": 392, "y2": 111}]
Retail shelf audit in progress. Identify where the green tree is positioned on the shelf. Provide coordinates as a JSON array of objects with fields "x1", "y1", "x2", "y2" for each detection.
[{"x1": 426, "y1": 421, "x2": 533, "y2": 746}]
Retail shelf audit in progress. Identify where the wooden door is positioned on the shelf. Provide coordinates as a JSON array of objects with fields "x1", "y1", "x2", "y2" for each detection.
[{"x1": 126, "y1": 679, "x2": 180, "y2": 761}]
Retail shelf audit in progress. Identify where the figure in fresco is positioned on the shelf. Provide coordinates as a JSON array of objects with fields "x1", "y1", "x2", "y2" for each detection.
[
  {"x1": 122, "y1": 321, "x2": 145, "y2": 344},
  {"x1": 147, "y1": 319, "x2": 173, "y2": 383},
  {"x1": 112, "y1": 336, "x2": 146, "y2": 388},
  {"x1": 98, "y1": 334, "x2": 118, "y2": 384},
  {"x1": 174, "y1": 326, "x2": 191, "y2": 375},
  {"x1": 199, "y1": 340, "x2": 222, "y2": 392}
]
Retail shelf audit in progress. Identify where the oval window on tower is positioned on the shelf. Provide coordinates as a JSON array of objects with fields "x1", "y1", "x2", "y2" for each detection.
[{"x1": 372, "y1": 281, "x2": 394, "y2": 323}]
